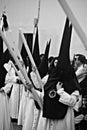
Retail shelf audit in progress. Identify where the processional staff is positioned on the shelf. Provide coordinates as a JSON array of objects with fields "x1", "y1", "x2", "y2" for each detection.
[{"x1": 0, "y1": 29, "x2": 43, "y2": 110}]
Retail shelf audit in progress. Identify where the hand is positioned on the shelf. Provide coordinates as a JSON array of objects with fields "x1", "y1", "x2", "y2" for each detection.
[
  {"x1": 32, "y1": 66, "x2": 36, "y2": 72},
  {"x1": 75, "y1": 114, "x2": 84, "y2": 124},
  {"x1": 56, "y1": 82, "x2": 63, "y2": 90}
]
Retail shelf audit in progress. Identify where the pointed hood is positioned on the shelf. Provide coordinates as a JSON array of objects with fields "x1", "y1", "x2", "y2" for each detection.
[
  {"x1": 0, "y1": 36, "x2": 3, "y2": 59},
  {"x1": 2, "y1": 13, "x2": 9, "y2": 31},
  {"x1": 44, "y1": 17, "x2": 79, "y2": 93},
  {"x1": 24, "y1": 33, "x2": 33, "y2": 75},
  {"x1": 57, "y1": 18, "x2": 71, "y2": 67},
  {"x1": 38, "y1": 39, "x2": 51, "y2": 78},
  {"x1": 0, "y1": 49, "x2": 11, "y2": 88},
  {"x1": 20, "y1": 33, "x2": 33, "y2": 68},
  {"x1": 52, "y1": 18, "x2": 74, "y2": 81},
  {"x1": 32, "y1": 27, "x2": 40, "y2": 68},
  {"x1": 0, "y1": 49, "x2": 11, "y2": 67}
]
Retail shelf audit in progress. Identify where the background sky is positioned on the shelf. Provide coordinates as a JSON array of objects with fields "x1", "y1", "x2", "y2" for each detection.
[{"x1": 0, "y1": 0, "x2": 87, "y2": 59}]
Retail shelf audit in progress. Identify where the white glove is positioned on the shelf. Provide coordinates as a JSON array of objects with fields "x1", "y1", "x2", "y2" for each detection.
[{"x1": 56, "y1": 82, "x2": 63, "y2": 90}]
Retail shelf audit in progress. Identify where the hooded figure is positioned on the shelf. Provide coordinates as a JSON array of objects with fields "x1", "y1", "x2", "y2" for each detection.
[
  {"x1": 43, "y1": 18, "x2": 80, "y2": 119},
  {"x1": 38, "y1": 39, "x2": 51, "y2": 79}
]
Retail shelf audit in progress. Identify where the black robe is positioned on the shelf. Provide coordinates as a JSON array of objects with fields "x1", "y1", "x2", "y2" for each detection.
[{"x1": 43, "y1": 18, "x2": 80, "y2": 119}]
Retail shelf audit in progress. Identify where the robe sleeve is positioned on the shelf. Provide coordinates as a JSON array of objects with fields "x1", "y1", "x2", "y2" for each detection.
[
  {"x1": 5, "y1": 68, "x2": 18, "y2": 83},
  {"x1": 73, "y1": 95, "x2": 82, "y2": 112},
  {"x1": 57, "y1": 88, "x2": 79, "y2": 107}
]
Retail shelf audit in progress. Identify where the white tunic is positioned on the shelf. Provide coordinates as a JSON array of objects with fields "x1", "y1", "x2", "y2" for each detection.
[
  {"x1": 0, "y1": 91, "x2": 13, "y2": 130},
  {"x1": 17, "y1": 86, "x2": 28, "y2": 125},
  {"x1": 4, "y1": 60, "x2": 20, "y2": 119}
]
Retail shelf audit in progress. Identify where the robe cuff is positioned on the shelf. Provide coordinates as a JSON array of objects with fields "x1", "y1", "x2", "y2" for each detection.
[{"x1": 57, "y1": 89, "x2": 79, "y2": 107}]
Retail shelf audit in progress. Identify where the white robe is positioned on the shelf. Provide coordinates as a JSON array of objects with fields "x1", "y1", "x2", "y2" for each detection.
[
  {"x1": 0, "y1": 91, "x2": 13, "y2": 130},
  {"x1": 4, "y1": 61, "x2": 20, "y2": 119},
  {"x1": 22, "y1": 92, "x2": 35, "y2": 130},
  {"x1": 17, "y1": 86, "x2": 28, "y2": 126},
  {"x1": 20, "y1": 71, "x2": 45, "y2": 130}
]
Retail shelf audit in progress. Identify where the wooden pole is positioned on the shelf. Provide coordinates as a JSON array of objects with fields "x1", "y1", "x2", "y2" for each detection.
[
  {"x1": 32, "y1": 0, "x2": 41, "y2": 51},
  {"x1": 58, "y1": 0, "x2": 87, "y2": 50},
  {"x1": 37, "y1": 0, "x2": 41, "y2": 23},
  {"x1": 0, "y1": 29, "x2": 43, "y2": 109}
]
